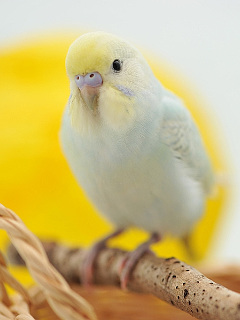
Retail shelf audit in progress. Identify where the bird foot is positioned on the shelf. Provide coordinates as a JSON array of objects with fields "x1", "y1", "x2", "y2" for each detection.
[
  {"x1": 119, "y1": 232, "x2": 161, "y2": 290},
  {"x1": 81, "y1": 228, "x2": 124, "y2": 286}
]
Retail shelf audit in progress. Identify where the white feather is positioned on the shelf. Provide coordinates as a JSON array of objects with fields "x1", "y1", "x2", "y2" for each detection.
[{"x1": 60, "y1": 32, "x2": 214, "y2": 238}]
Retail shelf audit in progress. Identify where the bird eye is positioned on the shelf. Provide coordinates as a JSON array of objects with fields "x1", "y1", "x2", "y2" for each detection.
[{"x1": 112, "y1": 59, "x2": 122, "y2": 72}]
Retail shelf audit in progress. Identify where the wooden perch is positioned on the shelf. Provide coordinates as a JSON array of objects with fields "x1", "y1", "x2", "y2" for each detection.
[{"x1": 9, "y1": 240, "x2": 240, "y2": 320}]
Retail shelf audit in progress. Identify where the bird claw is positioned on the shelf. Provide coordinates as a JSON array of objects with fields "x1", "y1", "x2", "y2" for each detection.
[
  {"x1": 119, "y1": 233, "x2": 161, "y2": 290},
  {"x1": 81, "y1": 240, "x2": 107, "y2": 286},
  {"x1": 119, "y1": 249, "x2": 154, "y2": 290},
  {"x1": 81, "y1": 228, "x2": 125, "y2": 286}
]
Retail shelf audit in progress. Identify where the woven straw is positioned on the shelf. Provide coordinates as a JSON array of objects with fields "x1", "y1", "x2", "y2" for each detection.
[{"x1": 0, "y1": 203, "x2": 97, "y2": 320}]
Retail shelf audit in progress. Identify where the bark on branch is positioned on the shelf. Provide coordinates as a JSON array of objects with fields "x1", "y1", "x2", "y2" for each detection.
[{"x1": 11, "y1": 241, "x2": 240, "y2": 320}]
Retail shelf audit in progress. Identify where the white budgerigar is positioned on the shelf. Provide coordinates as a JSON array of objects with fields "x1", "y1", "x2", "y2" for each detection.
[{"x1": 60, "y1": 32, "x2": 214, "y2": 287}]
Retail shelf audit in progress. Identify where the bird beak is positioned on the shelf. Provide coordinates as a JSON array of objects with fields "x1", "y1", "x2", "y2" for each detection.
[{"x1": 75, "y1": 72, "x2": 103, "y2": 110}]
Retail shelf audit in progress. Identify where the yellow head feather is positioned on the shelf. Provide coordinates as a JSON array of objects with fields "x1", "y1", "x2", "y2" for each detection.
[
  {"x1": 66, "y1": 33, "x2": 108, "y2": 77},
  {"x1": 66, "y1": 32, "x2": 146, "y2": 134},
  {"x1": 65, "y1": 31, "x2": 141, "y2": 78}
]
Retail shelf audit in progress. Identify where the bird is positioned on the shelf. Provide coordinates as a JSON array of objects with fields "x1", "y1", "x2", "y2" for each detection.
[{"x1": 60, "y1": 31, "x2": 214, "y2": 289}]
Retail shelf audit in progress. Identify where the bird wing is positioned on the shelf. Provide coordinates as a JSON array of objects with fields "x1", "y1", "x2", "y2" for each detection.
[{"x1": 160, "y1": 91, "x2": 214, "y2": 195}]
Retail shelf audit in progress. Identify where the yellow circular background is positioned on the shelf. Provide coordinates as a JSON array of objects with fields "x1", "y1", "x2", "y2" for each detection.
[{"x1": 0, "y1": 32, "x2": 229, "y2": 268}]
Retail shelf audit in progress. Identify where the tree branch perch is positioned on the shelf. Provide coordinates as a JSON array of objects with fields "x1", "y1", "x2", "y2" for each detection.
[{"x1": 16, "y1": 241, "x2": 240, "y2": 320}]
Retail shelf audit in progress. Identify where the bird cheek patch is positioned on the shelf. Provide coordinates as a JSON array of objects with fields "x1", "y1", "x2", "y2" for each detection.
[
  {"x1": 115, "y1": 85, "x2": 134, "y2": 97},
  {"x1": 99, "y1": 86, "x2": 136, "y2": 131}
]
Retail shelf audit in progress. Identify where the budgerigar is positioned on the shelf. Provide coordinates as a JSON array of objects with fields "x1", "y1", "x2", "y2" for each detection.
[{"x1": 60, "y1": 32, "x2": 214, "y2": 288}]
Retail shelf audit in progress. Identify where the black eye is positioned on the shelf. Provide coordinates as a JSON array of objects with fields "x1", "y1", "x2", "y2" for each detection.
[{"x1": 112, "y1": 59, "x2": 122, "y2": 72}]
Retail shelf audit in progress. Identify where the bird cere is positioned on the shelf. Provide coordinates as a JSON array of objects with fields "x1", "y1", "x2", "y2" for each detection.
[{"x1": 60, "y1": 32, "x2": 214, "y2": 288}]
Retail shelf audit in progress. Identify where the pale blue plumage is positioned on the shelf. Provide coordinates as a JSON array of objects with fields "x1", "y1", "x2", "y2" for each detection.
[{"x1": 60, "y1": 32, "x2": 214, "y2": 239}]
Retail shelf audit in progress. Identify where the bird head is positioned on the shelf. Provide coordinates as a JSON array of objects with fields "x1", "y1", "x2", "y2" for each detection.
[{"x1": 65, "y1": 32, "x2": 155, "y2": 134}]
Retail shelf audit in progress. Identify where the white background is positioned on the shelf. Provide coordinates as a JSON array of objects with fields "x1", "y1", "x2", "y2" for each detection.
[{"x1": 0, "y1": 0, "x2": 240, "y2": 262}]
